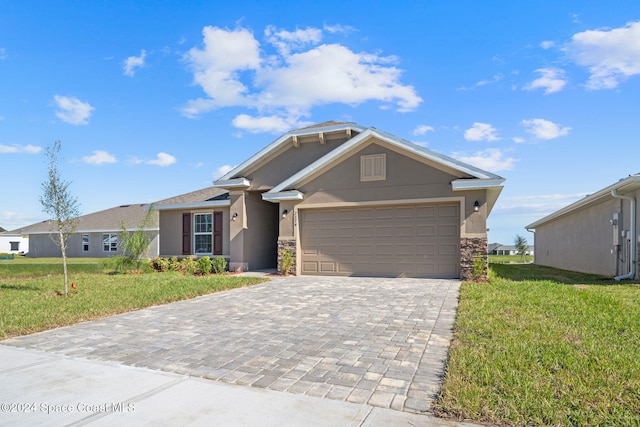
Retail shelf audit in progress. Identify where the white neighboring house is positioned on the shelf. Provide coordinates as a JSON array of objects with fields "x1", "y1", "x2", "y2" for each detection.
[
  {"x1": 489, "y1": 243, "x2": 534, "y2": 256},
  {"x1": 0, "y1": 228, "x2": 28, "y2": 254}
]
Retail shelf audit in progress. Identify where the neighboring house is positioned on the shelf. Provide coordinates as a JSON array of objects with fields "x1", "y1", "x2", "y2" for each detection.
[
  {"x1": 526, "y1": 174, "x2": 639, "y2": 280},
  {"x1": 489, "y1": 244, "x2": 534, "y2": 256},
  {"x1": 22, "y1": 204, "x2": 159, "y2": 258},
  {"x1": 0, "y1": 229, "x2": 28, "y2": 254},
  {"x1": 156, "y1": 121, "x2": 505, "y2": 279}
]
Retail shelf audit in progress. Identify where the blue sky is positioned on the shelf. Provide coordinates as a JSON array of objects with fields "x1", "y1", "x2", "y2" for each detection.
[{"x1": 2, "y1": 1, "x2": 640, "y2": 245}]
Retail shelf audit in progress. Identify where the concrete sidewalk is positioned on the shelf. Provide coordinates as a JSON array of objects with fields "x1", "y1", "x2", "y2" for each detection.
[{"x1": 0, "y1": 345, "x2": 474, "y2": 426}]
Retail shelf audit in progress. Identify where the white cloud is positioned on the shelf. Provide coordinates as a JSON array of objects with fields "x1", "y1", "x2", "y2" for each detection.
[
  {"x1": 566, "y1": 21, "x2": 640, "y2": 89},
  {"x1": 524, "y1": 68, "x2": 567, "y2": 94},
  {"x1": 182, "y1": 25, "x2": 422, "y2": 131},
  {"x1": 146, "y1": 152, "x2": 176, "y2": 167},
  {"x1": 53, "y1": 95, "x2": 94, "y2": 125},
  {"x1": 522, "y1": 118, "x2": 570, "y2": 139},
  {"x1": 512, "y1": 137, "x2": 526, "y2": 144},
  {"x1": 123, "y1": 50, "x2": 147, "y2": 76},
  {"x1": 452, "y1": 148, "x2": 516, "y2": 172},
  {"x1": 82, "y1": 150, "x2": 117, "y2": 165},
  {"x1": 232, "y1": 114, "x2": 303, "y2": 134},
  {"x1": 213, "y1": 164, "x2": 235, "y2": 179},
  {"x1": 540, "y1": 40, "x2": 555, "y2": 49},
  {"x1": 497, "y1": 193, "x2": 590, "y2": 213},
  {"x1": 464, "y1": 122, "x2": 499, "y2": 142},
  {"x1": 412, "y1": 125, "x2": 435, "y2": 136},
  {"x1": 475, "y1": 73, "x2": 504, "y2": 87},
  {"x1": 0, "y1": 144, "x2": 42, "y2": 154}
]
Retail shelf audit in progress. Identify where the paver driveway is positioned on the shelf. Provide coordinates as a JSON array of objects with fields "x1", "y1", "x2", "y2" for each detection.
[{"x1": 3, "y1": 276, "x2": 460, "y2": 414}]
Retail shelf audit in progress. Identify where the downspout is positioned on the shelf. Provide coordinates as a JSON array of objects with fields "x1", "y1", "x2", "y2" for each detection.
[
  {"x1": 525, "y1": 227, "x2": 535, "y2": 264},
  {"x1": 611, "y1": 189, "x2": 637, "y2": 281}
]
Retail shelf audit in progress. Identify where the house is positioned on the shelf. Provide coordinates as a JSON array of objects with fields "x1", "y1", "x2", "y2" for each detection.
[
  {"x1": 22, "y1": 204, "x2": 159, "y2": 258},
  {"x1": 488, "y1": 243, "x2": 534, "y2": 256},
  {"x1": 0, "y1": 229, "x2": 28, "y2": 254},
  {"x1": 526, "y1": 174, "x2": 639, "y2": 280},
  {"x1": 156, "y1": 121, "x2": 505, "y2": 279}
]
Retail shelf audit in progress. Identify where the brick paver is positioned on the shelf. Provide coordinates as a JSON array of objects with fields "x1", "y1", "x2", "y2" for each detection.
[{"x1": 3, "y1": 276, "x2": 460, "y2": 415}]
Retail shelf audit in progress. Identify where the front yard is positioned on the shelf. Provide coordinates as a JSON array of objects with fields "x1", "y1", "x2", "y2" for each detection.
[
  {"x1": 436, "y1": 262, "x2": 640, "y2": 426},
  {"x1": 0, "y1": 257, "x2": 265, "y2": 340}
]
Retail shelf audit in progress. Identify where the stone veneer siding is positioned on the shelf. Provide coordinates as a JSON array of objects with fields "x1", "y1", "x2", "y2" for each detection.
[
  {"x1": 277, "y1": 239, "x2": 297, "y2": 275},
  {"x1": 460, "y1": 237, "x2": 488, "y2": 281}
]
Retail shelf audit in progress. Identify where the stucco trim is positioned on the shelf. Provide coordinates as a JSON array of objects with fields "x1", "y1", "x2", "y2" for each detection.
[
  {"x1": 295, "y1": 196, "x2": 464, "y2": 210},
  {"x1": 262, "y1": 190, "x2": 305, "y2": 202},
  {"x1": 212, "y1": 178, "x2": 251, "y2": 189},
  {"x1": 452, "y1": 178, "x2": 505, "y2": 191}
]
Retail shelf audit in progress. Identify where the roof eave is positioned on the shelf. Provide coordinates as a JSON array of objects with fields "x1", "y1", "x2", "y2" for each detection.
[
  {"x1": 262, "y1": 190, "x2": 304, "y2": 203},
  {"x1": 154, "y1": 200, "x2": 231, "y2": 211},
  {"x1": 212, "y1": 178, "x2": 251, "y2": 189},
  {"x1": 526, "y1": 175, "x2": 640, "y2": 230}
]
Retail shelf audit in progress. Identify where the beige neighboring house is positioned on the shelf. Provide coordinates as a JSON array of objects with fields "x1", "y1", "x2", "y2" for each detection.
[
  {"x1": 156, "y1": 121, "x2": 505, "y2": 279},
  {"x1": 23, "y1": 204, "x2": 159, "y2": 258},
  {"x1": 526, "y1": 174, "x2": 639, "y2": 280}
]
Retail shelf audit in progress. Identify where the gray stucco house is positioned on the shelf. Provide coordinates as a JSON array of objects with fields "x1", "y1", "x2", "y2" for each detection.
[
  {"x1": 22, "y1": 204, "x2": 158, "y2": 258},
  {"x1": 156, "y1": 121, "x2": 505, "y2": 279},
  {"x1": 526, "y1": 174, "x2": 639, "y2": 280}
]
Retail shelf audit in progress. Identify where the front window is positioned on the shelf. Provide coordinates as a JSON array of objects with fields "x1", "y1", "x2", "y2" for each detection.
[
  {"x1": 102, "y1": 233, "x2": 117, "y2": 252},
  {"x1": 82, "y1": 234, "x2": 89, "y2": 252},
  {"x1": 194, "y1": 213, "x2": 212, "y2": 254},
  {"x1": 9, "y1": 241, "x2": 19, "y2": 251}
]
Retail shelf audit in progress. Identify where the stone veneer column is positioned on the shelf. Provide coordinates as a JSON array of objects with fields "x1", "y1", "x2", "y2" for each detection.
[
  {"x1": 277, "y1": 239, "x2": 297, "y2": 275},
  {"x1": 460, "y1": 237, "x2": 488, "y2": 281}
]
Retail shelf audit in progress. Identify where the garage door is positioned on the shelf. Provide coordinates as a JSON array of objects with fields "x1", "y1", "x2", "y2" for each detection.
[{"x1": 300, "y1": 204, "x2": 460, "y2": 278}]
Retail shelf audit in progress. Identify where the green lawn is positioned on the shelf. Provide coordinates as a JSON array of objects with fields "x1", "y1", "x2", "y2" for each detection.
[
  {"x1": 436, "y1": 263, "x2": 640, "y2": 426},
  {"x1": 0, "y1": 257, "x2": 266, "y2": 340}
]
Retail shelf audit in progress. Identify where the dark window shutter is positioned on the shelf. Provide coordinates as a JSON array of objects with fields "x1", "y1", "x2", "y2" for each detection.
[
  {"x1": 182, "y1": 213, "x2": 191, "y2": 255},
  {"x1": 213, "y1": 211, "x2": 223, "y2": 255}
]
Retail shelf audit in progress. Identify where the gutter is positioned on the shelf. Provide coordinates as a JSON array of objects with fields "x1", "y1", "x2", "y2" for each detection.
[{"x1": 611, "y1": 189, "x2": 637, "y2": 281}]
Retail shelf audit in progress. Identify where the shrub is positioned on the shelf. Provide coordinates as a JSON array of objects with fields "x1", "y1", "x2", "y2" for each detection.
[
  {"x1": 280, "y1": 250, "x2": 294, "y2": 275},
  {"x1": 471, "y1": 255, "x2": 487, "y2": 282},
  {"x1": 197, "y1": 256, "x2": 212, "y2": 275},
  {"x1": 212, "y1": 256, "x2": 227, "y2": 274},
  {"x1": 168, "y1": 256, "x2": 180, "y2": 272},
  {"x1": 180, "y1": 256, "x2": 198, "y2": 275},
  {"x1": 150, "y1": 257, "x2": 170, "y2": 272}
]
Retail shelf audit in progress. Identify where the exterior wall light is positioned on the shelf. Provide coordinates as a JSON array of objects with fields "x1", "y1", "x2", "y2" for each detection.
[
  {"x1": 474, "y1": 201, "x2": 480, "y2": 212},
  {"x1": 232, "y1": 212, "x2": 238, "y2": 221},
  {"x1": 282, "y1": 209, "x2": 288, "y2": 218}
]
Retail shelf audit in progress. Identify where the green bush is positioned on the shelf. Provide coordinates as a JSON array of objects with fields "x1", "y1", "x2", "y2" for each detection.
[
  {"x1": 180, "y1": 256, "x2": 198, "y2": 275},
  {"x1": 212, "y1": 256, "x2": 227, "y2": 274},
  {"x1": 197, "y1": 256, "x2": 212, "y2": 275},
  {"x1": 280, "y1": 250, "x2": 294, "y2": 275},
  {"x1": 168, "y1": 256, "x2": 180, "y2": 272},
  {"x1": 471, "y1": 254, "x2": 487, "y2": 282}
]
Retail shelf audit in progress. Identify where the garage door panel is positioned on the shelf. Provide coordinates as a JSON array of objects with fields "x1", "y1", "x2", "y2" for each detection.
[{"x1": 301, "y1": 204, "x2": 460, "y2": 278}]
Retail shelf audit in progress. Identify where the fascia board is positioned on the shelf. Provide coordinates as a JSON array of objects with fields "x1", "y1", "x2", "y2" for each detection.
[
  {"x1": 154, "y1": 200, "x2": 231, "y2": 211},
  {"x1": 526, "y1": 175, "x2": 640, "y2": 229},
  {"x1": 218, "y1": 123, "x2": 368, "y2": 181},
  {"x1": 212, "y1": 178, "x2": 251, "y2": 189},
  {"x1": 28, "y1": 227, "x2": 160, "y2": 235},
  {"x1": 262, "y1": 190, "x2": 304, "y2": 202},
  {"x1": 452, "y1": 178, "x2": 506, "y2": 191}
]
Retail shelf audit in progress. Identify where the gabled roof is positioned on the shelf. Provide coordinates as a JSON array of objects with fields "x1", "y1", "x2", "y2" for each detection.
[
  {"x1": 260, "y1": 125, "x2": 505, "y2": 211},
  {"x1": 526, "y1": 174, "x2": 640, "y2": 230},
  {"x1": 154, "y1": 186, "x2": 230, "y2": 210},
  {"x1": 216, "y1": 121, "x2": 367, "y2": 184},
  {"x1": 20, "y1": 204, "x2": 157, "y2": 235}
]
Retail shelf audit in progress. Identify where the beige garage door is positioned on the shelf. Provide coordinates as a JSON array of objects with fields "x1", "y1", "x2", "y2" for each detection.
[{"x1": 300, "y1": 204, "x2": 460, "y2": 278}]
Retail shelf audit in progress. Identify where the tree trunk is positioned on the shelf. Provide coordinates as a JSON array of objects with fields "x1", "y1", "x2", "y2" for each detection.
[{"x1": 59, "y1": 230, "x2": 69, "y2": 295}]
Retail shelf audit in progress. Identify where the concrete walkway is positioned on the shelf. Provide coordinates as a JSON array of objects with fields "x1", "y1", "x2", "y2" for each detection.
[{"x1": 1, "y1": 276, "x2": 470, "y2": 426}]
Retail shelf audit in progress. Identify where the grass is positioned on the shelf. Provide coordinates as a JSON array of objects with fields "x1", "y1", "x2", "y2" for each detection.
[
  {"x1": 436, "y1": 262, "x2": 640, "y2": 426},
  {"x1": 489, "y1": 254, "x2": 533, "y2": 264},
  {"x1": 0, "y1": 257, "x2": 266, "y2": 340}
]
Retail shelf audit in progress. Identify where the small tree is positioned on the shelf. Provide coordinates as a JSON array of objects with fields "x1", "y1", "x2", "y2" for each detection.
[
  {"x1": 514, "y1": 234, "x2": 528, "y2": 262},
  {"x1": 118, "y1": 205, "x2": 157, "y2": 272},
  {"x1": 40, "y1": 141, "x2": 80, "y2": 295}
]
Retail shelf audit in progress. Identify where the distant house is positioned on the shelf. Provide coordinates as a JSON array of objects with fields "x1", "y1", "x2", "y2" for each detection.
[
  {"x1": 526, "y1": 174, "x2": 639, "y2": 280},
  {"x1": 489, "y1": 244, "x2": 534, "y2": 256},
  {"x1": 0, "y1": 229, "x2": 28, "y2": 254},
  {"x1": 155, "y1": 121, "x2": 505, "y2": 279},
  {"x1": 22, "y1": 204, "x2": 158, "y2": 258}
]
